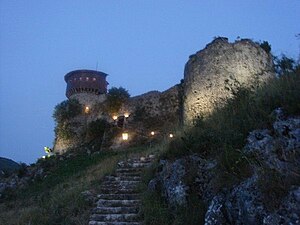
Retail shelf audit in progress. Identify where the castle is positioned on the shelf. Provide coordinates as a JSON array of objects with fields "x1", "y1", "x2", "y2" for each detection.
[
  {"x1": 64, "y1": 69, "x2": 109, "y2": 106},
  {"x1": 53, "y1": 37, "x2": 274, "y2": 153}
]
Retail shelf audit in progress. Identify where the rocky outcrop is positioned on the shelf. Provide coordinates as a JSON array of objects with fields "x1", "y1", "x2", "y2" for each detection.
[
  {"x1": 183, "y1": 37, "x2": 275, "y2": 125},
  {"x1": 148, "y1": 155, "x2": 216, "y2": 208},
  {"x1": 149, "y1": 110, "x2": 300, "y2": 224},
  {"x1": 0, "y1": 164, "x2": 44, "y2": 198}
]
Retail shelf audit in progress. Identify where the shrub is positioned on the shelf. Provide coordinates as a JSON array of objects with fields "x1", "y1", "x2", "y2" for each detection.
[
  {"x1": 105, "y1": 87, "x2": 130, "y2": 114},
  {"x1": 259, "y1": 41, "x2": 271, "y2": 54},
  {"x1": 54, "y1": 121, "x2": 79, "y2": 140},
  {"x1": 53, "y1": 99, "x2": 82, "y2": 123},
  {"x1": 86, "y1": 119, "x2": 108, "y2": 140}
]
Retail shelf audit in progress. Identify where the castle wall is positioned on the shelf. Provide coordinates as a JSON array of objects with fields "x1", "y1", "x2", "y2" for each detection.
[
  {"x1": 183, "y1": 38, "x2": 275, "y2": 125},
  {"x1": 124, "y1": 85, "x2": 181, "y2": 127},
  {"x1": 69, "y1": 93, "x2": 106, "y2": 107}
]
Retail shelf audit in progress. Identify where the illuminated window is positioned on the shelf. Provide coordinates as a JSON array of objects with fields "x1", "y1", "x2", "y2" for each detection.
[
  {"x1": 93, "y1": 78, "x2": 96, "y2": 81},
  {"x1": 86, "y1": 77, "x2": 89, "y2": 81},
  {"x1": 79, "y1": 77, "x2": 82, "y2": 80}
]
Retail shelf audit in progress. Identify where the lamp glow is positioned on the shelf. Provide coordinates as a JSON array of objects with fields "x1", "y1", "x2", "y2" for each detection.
[
  {"x1": 169, "y1": 133, "x2": 174, "y2": 138},
  {"x1": 122, "y1": 132, "x2": 129, "y2": 141},
  {"x1": 85, "y1": 106, "x2": 90, "y2": 113},
  {"x1": 151, "y1": 131, "x2": 155, "y2": 136},
  {"x1": 124, "y1": 113, "x2": 129, "y2": 118},
  {"x1": 113, "y1": 115, "x2": 118, "y2": 120}
]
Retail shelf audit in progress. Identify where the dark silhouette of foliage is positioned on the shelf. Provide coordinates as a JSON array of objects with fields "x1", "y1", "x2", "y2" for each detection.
[
  {"x1": 259, "y1": 41, "x2": 271, "y2": 54},
  {"x1": 106, "y1": 87, "x2": 130, "y2": 114},
  {"x1": 53, "y1": 99, "x2": 82, "y2": 123},
  {"x1": 275, "y1": 54, "x2": 296, "y2": 75},
  {"x1": 86, "y1": 119, "x2": 108, "y2": 140}
]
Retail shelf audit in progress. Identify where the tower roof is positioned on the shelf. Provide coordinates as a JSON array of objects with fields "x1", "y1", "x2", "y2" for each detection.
[{"x1": 64, "y1": 69, "x2": 108, "y2": 82}]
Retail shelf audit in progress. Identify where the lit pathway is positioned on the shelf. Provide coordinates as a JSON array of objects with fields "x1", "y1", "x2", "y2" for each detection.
[{"x1": 89, "y1": 155, "x2": 154, "y2": 225}]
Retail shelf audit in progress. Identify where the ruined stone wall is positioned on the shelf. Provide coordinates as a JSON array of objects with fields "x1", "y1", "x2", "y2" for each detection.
[
  {"x1": 183, "y1": 37, "x2": 275, "y2": 125},
  {"x1": 125, "y1": 84, "x2": 181, "y2": 129}
]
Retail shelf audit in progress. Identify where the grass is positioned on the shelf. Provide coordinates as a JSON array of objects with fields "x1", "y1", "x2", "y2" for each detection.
[
  {"x1": 0, "y1": 146, "x2": 157, "y2": 225},
  {"x1": 163, "y1": 72, "x2": 300, "y2": 160},
  {"x1": 150, "y1": 71, "x2": 300, "y2": 223}
]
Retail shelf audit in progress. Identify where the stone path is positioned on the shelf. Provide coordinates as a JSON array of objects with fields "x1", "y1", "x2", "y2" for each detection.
[{"x1": 89, "y1": 155, "x2": 154, "y2": 225}]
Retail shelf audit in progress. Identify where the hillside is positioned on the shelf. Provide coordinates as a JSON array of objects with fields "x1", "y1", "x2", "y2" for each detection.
[
  {"x1": 0, "y1": 38, "x2": 299, "y2": 225},
  {"x1": 0, "y1": 157, "x2": 20, "y2": 176}
]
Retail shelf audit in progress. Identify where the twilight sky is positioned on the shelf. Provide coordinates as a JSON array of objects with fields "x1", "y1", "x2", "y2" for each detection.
[{"x1": 0, "y1": 0, "x2": 299, "y2": 164}]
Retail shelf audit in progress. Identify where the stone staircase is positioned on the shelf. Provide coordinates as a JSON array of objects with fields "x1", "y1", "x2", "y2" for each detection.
[{"x1": 89, "y1": 155, "x2": 154, "y2": 225}]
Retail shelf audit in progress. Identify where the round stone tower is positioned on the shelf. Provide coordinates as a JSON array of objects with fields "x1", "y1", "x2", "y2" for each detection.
[
  {"x1": 183, "y1": 37, "x2": 275, "y2": 126},
  {"x1": 64, "y1": 69, "x2": 108, "y2": 105}
]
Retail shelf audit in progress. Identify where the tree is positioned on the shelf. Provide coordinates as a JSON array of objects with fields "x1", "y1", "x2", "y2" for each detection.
[
  {"x1": 53, "y1": 99, "x2": 82, "y2": 123},
  {"x1": 259, "y1": 41, "x2": 271, "y2": 54},
  {"x1": 106, "y1": 87, "x2": 130, "y2": 114},
  {"x1": 275, "y1": 54, "x2": 296, "y2": 75},
  {"x1": 53, "y1": 99, "x2": 82, "y2": 140}
]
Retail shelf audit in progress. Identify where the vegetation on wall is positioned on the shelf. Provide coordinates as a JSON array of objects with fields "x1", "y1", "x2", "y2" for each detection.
[
  {"x1": 53, "y1": 99, "x2": 82, "y2": 123},
  {"x1": 105, "y1": 87, "x2": 130, "y2": 114},
  {"x1": 53, "y1": 99, "x2": 82, "y2": 140},
  {"x1": 259, "y1": 40, "x2": 272, "y2": 54},
  {"x1": 86, "y1": 119, "x2": 108, "y2": 140}
]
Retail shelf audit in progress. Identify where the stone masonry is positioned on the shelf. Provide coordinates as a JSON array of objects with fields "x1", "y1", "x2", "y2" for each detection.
[
  {"x1": 183, "y1": 37, "x2": 275, "y2": 125},
  {"x1": 89, "y1": 155, "x2": 154, "y2": 225}
]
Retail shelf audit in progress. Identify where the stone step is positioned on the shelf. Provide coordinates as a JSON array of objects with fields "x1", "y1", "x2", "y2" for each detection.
[
  {"x1": 116, "y1": 168, "x2": 143, "y2": 173},
  {"x1": 99, "y1": 184, "x2": 139, "y2": 191},
  {"x1": 92, "y1": 206, "x2": 139, "y2": 214},
  {"x1": 115, "y1": 172, "x2": 142, "y2": 177},
  {"x1": 89, "y1": 221, "x2": 142, "y2": 225},
  {"x1": 104, "y1": 176, "x2": 141, "y2": 182},
  {"x1": 90, "y1": 213, "x2": 140, "y2": 222},
  {"x1": 97, "y1": 199, "x2": 140, "y2": 207},
  {"x1": 118, "y1": 162, "x2": 151, "y2": 168},
  {"x1": 97, "y1": 194, "x2": 140, "y2": 200},
  {"x1": 98, "y1": 188, "x2": 138, "y2": 194},
  {"x1": 101, "y1": 180, "x2": 140, "y2": 186},
  {"x1": 88, "y1": 156, "x2": 155, "y2": 225}
]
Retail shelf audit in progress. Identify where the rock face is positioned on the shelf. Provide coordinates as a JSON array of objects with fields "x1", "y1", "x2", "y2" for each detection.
[
  {"x1": 148, "y1": 155, "x2": 216, "y2": 208},
  {"x1": 183, "y1": 37, "x2": 275, "y2": 125},
  {"x1": 149, "y1": 110, "x2": 300, "y2": 224}
]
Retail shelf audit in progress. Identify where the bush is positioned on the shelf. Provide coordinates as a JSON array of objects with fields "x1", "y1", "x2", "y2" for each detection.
[
  {"x1": 105, "y1": 87, "x2": 130, "y2": 114},
  {"x1": 53, "y1": 99, "x2": 82, "y2": 123},
  {"x1": 53, "y1": 99, "x2": 82, "y2": 141},
  {"x1": 86, "y1": 119, "x2": 108, "y2": 140},
  {"x1": 54, "y1": 121, "x2": 80, "y2": 140},
  {"x1": 259, "y1": 41, "x2": 271, "y2": 54}
]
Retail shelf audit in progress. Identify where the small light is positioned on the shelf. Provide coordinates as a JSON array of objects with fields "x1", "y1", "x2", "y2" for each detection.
[
  {"x1": 85, "y1": 106, "x2": 90, "y2": 113},
  {"x1": 124, "y1": 113, "x2": 129, "y2": 118},
  {"x1": 42, "y1": 156, "x2": 46, "y2": 159},
  {"x1": 151, "y1": 131, "x2": 155, "y2": 136},
  {"x1": 122, "y1": 132, "x2": 129, "y2": 141},
  {"x1": 113, "y1": 115, "x2": 118, "y2": 120},
  {"x1": 169, "y1": 133, "x2": 174, "y2": 138}
]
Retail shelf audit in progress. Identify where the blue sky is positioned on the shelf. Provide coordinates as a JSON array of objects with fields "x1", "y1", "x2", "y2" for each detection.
[{"x1": 0, "y1": 0, "x2": 299, "y2": 164}]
